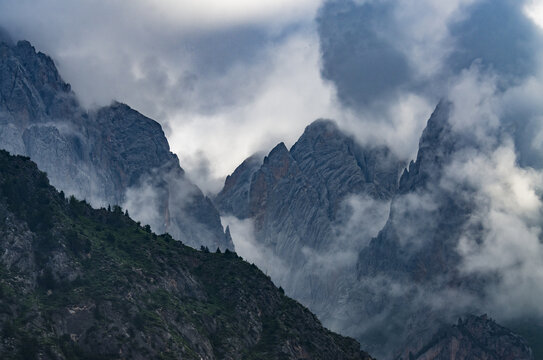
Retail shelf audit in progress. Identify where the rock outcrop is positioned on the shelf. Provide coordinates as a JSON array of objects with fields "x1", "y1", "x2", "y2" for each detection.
[
  {"x1": 0, "y1": 36, "x2": 232, "y2": 250},
  {"x1": 216, "y1": 119, "x2": 404, "y2": 321},
  {"x1": 217, "y1": 119, "x2": 403, "y2": 255}
]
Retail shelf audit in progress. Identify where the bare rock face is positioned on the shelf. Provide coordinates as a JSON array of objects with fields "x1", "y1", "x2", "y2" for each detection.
[
  {"x1": 217, "y1": 119, "x2": 403, "y2": 257},
  {"x1": 215, "y1": 153, "x2": 263, "y2": 219},
  {"x1": 218, "y1": 105, "x2": 538, "y2": 360},
  {"x1": 358, "y1": 101, "x2": 469, "y2": 279},
  {"x1": 0, "y1": 37, "x2": 232, "y2": 250},
  {"x1": 215, "y1": 119, "x2": 405, "y2": 323},
  {"x1": 399, "y1": 315, "x2": 534, "y2": 360}
]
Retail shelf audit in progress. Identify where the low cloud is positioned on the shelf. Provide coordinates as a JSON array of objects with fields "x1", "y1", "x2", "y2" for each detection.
[
  {"x1": 303, "y1": 195, "x2": 390, "y2": 271},
  {"x1": 222, "y1": 215, "x2": 291, "y2": 284},
  {"x1": 0, "y1": 0, "x2": 337, "y2": 190},
  {"x1": 446, "y1": 143, "x2": 543, "y2": 320}
]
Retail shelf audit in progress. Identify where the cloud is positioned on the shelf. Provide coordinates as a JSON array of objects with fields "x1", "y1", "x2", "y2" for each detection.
[
  {"x1": 166, "y1": 31, "x2": 342, "y2": 181},
  {"x1": 316, "y1": 0, "x2": 543, "y2": 161},
  {"x1": 1, "y1": 0, "x2": 347, "y2": 189},
  {"x1": 302, "y1": 194, "x2": 391, "y2": 271},
  {"x1": 448, "y1": 0, "x2": 540, "y2": 80},
  {"x1": 525, "y1": 0, "x2": 543, "y2": 29},
  {"x1": 445, "y1": 142, "x2": 543, "y2": 320},
  {"x1": 221, "y1": 215, "x2": 291, "y2": 283}
]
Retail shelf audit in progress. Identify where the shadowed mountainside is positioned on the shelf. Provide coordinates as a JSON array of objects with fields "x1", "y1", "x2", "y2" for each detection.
[{"x1": 0, "y1": 149, "x2": 373, "y2": 360}]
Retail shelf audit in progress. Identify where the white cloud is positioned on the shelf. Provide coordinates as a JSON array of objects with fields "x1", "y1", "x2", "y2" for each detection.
[
  {"x1": 525, "y1": 0, "x2": 543, "y2": 29},
  {"x1": 222, "y1": 215, "x2": 290, "y2": 283},
  {"x1": 391, "y1": 0, "x2": 477, "y2": 77},
  {"x1": 135, "y1": 0, "x2": 323, "y2": 29},
  {"x1": 167, "y1": 31, "x2": 341, "y2": 186},
  {"x1": 446, "y1": 143, "x2": 543, "y2": 319}
]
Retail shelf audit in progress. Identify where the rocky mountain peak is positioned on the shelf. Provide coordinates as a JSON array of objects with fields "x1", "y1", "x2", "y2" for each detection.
[
  {"x1": 0, "y1": 38, "x2": 232, "y2": 251},
  {"x1": 299, "y1": 118, "x2": 340, "y2": 137},
  {"x1": 262, "y1": 142, "x2": 298, "y2": 180},
  {"x1": 399, "y1": 100, "x2": 453, "y2": 193},
  {"x1": 1, "y1": 37, "x2": 78, "y2": 126}
]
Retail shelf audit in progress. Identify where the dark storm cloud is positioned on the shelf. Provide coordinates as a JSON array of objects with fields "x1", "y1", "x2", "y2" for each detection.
[
  {"x1": 449, "y1": 0, "x2": 539, "y2": 80},
  {"x1": 317, "y1": 1, "x2": 411, "y2": 107},
  {"x1": 317, "y1": 0, "x2": 542, "y2": 110},
  {"x1": 0, "y1": 0, "x2": 334, "y2": 186}
]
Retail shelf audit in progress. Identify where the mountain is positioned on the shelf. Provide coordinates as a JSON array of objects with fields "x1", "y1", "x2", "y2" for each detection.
[
  {"x1": 357, "y1": 101, "x2": 469, "y2": 279},
  {"x1": 217, "y1": 105, "x2": 540, "y2": 359},
  {"x1": 335, "y1": 102, "x2": 483, "y2": 356},
  {"x1": 0, "y1": 36, "x2": 232, "y2": 250},
  {"x1": 215, "y1": 119, "x2": 405, "y2": 312},
  {"x1": 398, "y1": 315, "x2": 533, "y2": 360},
  {"x1": 0, "y1": 149, "x2": 373, "y2": 360}
]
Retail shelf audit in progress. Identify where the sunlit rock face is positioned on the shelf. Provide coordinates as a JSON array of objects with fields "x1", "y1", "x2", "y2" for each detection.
[{"x1": 0, "y1": 38, "x2": 232, "y2": 250}]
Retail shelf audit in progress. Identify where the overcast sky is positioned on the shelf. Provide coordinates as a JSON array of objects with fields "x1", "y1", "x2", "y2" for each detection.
[{"x1": 1, "y1": 0, "x2": 543, "y2": 193}]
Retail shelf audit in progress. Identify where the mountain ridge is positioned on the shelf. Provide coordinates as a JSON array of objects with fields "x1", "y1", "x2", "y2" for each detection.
[
  {"x1": 0, "y1": 149, "x2": 373, "y2": 360},
  {"x1": 0, "y1": 36, "x2": 232, "y2": 251}
]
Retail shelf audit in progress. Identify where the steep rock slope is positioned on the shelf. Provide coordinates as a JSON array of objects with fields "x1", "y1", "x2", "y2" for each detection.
[
  {"x1": 215, "y1": 119, "x2": 404, "y2": 314},
  {"x1": 342, "y1": 102, "x2": 541, "y2": 358},
  {"x1": 0, "y1": 150, "x2": 372, "y2": 360},
  {"x1": 357, "y1": 101, "x2": 470, "y2": 279},
  {"x1": 218, "y1": 106, "x2": 539, "y2": 359},
  {"x1": 0, "y1": 37, "x2": 231, "y2": 250}
]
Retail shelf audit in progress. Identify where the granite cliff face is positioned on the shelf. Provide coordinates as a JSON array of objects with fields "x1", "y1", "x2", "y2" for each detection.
[
  {"x1": 0, "y1": 150, "x2": 372, "y2": 359},
  {"x1": 0, "y1": 37, "x2": 232, "y2": 250}
]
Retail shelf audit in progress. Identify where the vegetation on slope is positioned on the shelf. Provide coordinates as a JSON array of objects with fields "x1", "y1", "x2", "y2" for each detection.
[{"x1": 0, "y1": 150, "x2": 371, "y2": 360}]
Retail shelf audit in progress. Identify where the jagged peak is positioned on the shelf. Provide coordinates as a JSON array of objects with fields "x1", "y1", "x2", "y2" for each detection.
[
  {"x1": 264, "y1": 142, "x2": 289, "y2": 163},
  {"x1": 223, "y1": 153, "x2": 262, "y2": 183},
  {"x1": 398, "y1": 100, "x2": 454, "y2": 193},
  {"x1": 304, "y1": 118, "x2": 339, "y2": 132},
  {"x1": 109, "y1": 100, "x2": 132, "y2": 110},
  {"x1": 5, "y1": 38, "x2": 74, "y2": 97},
  {"x1": 96, "y1": 101, "x2": 162, "y2": 128},
  {"x1": 297, "y1": 119, "x2": 343, "y2": 143},
  {"x1": 418, "y1": 100, "x2": 452, "y2": 149}
]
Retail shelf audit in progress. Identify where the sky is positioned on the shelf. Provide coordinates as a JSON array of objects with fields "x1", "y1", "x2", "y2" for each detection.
[
  {"x1": 2, "y1": 0, "x2": 543, "y2": 193},
  {"x1": 0, "y1": 0, "x2": 334, "y2": 193}
]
